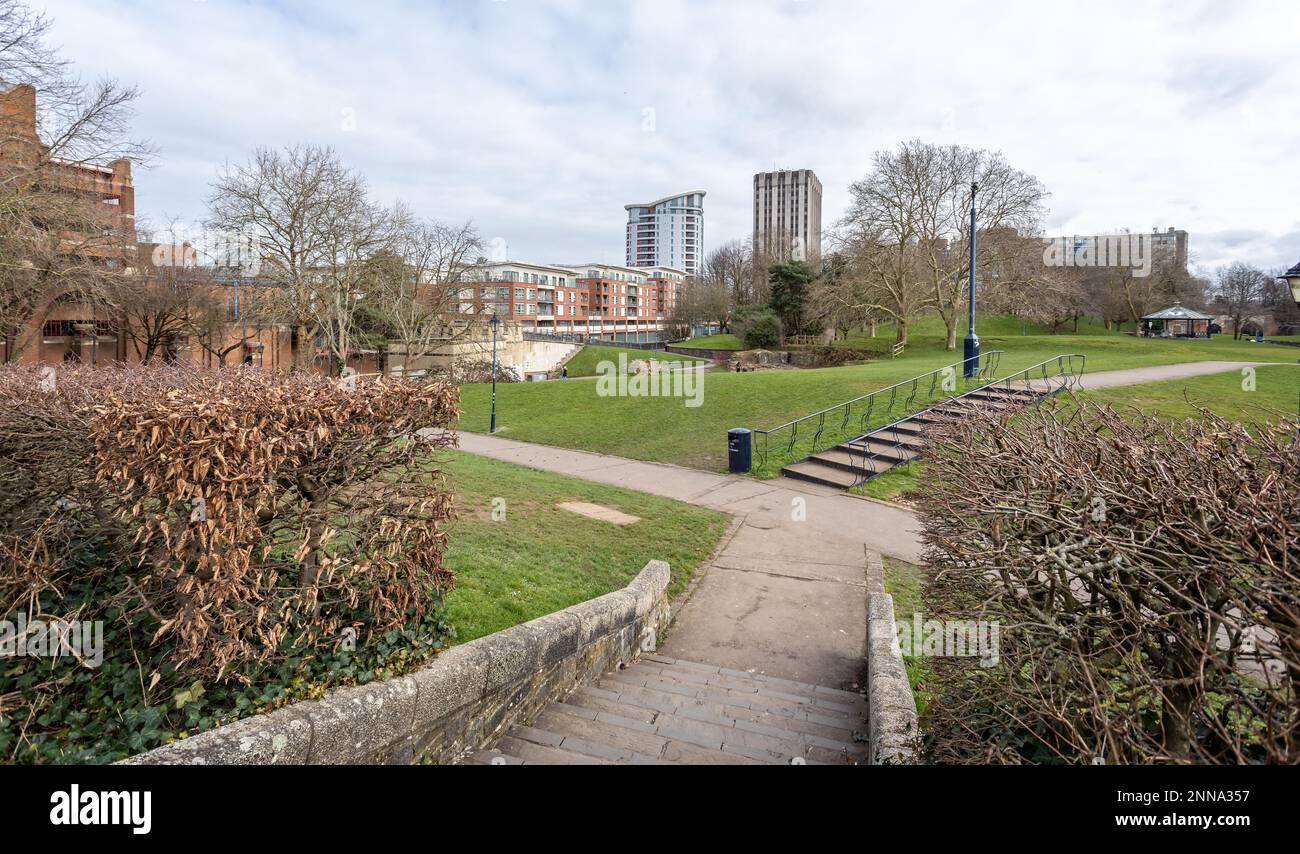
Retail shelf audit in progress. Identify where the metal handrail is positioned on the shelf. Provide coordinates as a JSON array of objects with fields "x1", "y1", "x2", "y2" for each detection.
[
  {"x1": 846, "y1": 353, "x2": 1088, "y2": 486},
  {"x1": 750, "y1": 350, "x2": 1004, "y2": 472}
]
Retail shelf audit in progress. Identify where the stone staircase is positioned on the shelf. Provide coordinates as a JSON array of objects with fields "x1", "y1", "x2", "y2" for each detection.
[
  {"x1": 463, "y1": 654, "x2": 869, "y2": 765},
  {"x1": 782, "y1": 384, "x2": 1046, "y2": 490}
]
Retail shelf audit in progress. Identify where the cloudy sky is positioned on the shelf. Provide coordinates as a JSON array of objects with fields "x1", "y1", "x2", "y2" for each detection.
[{"x1": 36, "y1": 0, "x2": 1300, "y2": 272}]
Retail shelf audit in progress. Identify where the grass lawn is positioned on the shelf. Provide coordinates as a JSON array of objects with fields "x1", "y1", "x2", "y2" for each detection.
[
  {"x1": 438, "y1": 450, "x2": 727, "y2": 643},
  {"x1": 854, "y1": 461, "x2": 922, "y2": 503},
  {"x1": 562, "y1": 344, "x2": 706, "y2": 378},
  {"x1": 1080, "y1": 363, "x2": 1299, "y2": 425},
  {"x1": 883, "y1": 557, "x2": 932, "y2": 718},
  {"x1": 458, "y1": 313, "x2": 1286, "y2": 474},
  {"x1": 677, "y1": 333, "x2": 743, "y2": 350}
]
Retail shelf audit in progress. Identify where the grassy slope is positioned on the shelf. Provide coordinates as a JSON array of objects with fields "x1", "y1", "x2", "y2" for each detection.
[
  {"x1": 459, "y1": 314, "x2": 1284, "y2": 473},
  {"x1": 883, "y1": 557, "x2": 932, "y2": 718},
  {"x1": 439, "y1": 450, "x2": 727, "y2": 643},
  {"x1": 856, "y1": 363, "x2": 1300, "y2": 503},
  {"x1": 562, "y1": 344, "x2": 705, "y2": 378},
  {"x1": 677, "y1": 333, "x2": 744, "y2": 350},
  {"x1": 1079, "y1": 363, "x2": 1298, "y2": 424}
]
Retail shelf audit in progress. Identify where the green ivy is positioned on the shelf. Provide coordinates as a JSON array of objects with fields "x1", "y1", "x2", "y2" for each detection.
[{"x1": 1, "y1": 542, "x2": 455, "y2": 765}]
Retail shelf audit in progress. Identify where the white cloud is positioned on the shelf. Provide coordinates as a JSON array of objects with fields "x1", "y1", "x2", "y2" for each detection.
[{"x1": 36, "y1": 0, "x2": 1300, "y2": 270}]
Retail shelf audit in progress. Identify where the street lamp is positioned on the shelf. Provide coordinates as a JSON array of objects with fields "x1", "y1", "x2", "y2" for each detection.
[
  {"x1": 963, "y1": 181, "x2": 980, "y2": 378},
  {"x1": 1283, "y1": 262, "x2": 1300, "y2": 311},
  {"x1": 489, "y1": 311, "x2": 500, "y2": 434},
  {"x1": 1282, "y1": 262, "x2": 1300, "y2": 437}
]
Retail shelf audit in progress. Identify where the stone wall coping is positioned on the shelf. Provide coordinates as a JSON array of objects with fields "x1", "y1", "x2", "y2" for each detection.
[
  {"x1": 866, "y1": 591, "x2": 920, "y2": 765},
  {"x1": 123, "y1": 560, "x2": 671, "y2": 765}
]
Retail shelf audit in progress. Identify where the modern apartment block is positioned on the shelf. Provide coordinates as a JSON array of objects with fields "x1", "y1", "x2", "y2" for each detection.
[
  {"x1": 753, "y1": 169, "x2": 822, "y2": 265},
  {"x1": 1054, "y1": 226, "x2": 1190, "y2": 272},
  {"x1": 460, "y1": 261, "x2": 686, "y2": 342},
  {"x1": 624, "y1": 190, "x2": 705, "y2": 276}
]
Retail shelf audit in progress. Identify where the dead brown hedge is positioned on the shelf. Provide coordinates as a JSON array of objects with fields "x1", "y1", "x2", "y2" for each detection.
[
  {"x1": 914, "y1": 399, "x2": 1299, "y2": 764},
  {"x1": 0, "y1": 363, "x2": 459, "y2": 679}
]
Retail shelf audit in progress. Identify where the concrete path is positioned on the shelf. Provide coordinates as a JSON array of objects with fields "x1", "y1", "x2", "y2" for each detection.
[
  {"x1": 457, "y1": 430, "x2": 915, "y2": 690},
  {"x1": 1073, "y1": 360, "x2": 1275, "y2": 389},
  {"x1": 453, "y1": 359, "x2": 1275, "y2": 692}
]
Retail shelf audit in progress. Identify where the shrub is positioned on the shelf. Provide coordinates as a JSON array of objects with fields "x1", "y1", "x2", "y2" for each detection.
[
  {"x1": 450, "y1": 359, "x2": 520, "y2": 384},
  {"x1": 743, "y1": 315, "x2": 783, "y2": 350},
  {"x1": 732, "y1": 306, "x2": 783, "y2": 350},
  {"x1": 914, "y1": 400, "x2": 1299, "y2": 764},
  {"x1": 0, "y1": 364, "x2": 459, "y2": 762}
]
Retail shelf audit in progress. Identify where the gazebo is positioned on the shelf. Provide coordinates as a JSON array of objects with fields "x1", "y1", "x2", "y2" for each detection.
[{"x1": 1140, "y1": 305, "x2": 1215, "y2": 338}]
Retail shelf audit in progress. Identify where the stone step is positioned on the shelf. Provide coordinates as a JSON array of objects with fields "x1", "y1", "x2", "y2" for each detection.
[
  {"x1": 463, "y1": 656, "x2": 869, "y2": 765},
  {"x1": 495, "y1": 733, "x2": 611, "y2": 764},
  {"x1": 805, "y1": 449, "x2": 895, "y2": 476},
  {"x1": 605, "y1": 667, "x2": 864, "y2": 720},
  {"x1": 781, "y1": 460, "x2": 862, "y2": 489},
  {"x1": 838, "y1": 439, "x2": 921, "y2": 461},
  {"x1": 629, "y1": 657, "x2": 868, "y2": 712}
]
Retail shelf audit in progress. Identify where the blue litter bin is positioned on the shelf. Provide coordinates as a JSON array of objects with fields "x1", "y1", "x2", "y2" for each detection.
[{"x1": 728, "y1": 428, "x2": 752, "y2": 473}]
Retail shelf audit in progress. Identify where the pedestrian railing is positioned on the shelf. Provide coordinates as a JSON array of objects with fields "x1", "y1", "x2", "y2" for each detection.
[
  {"x1": 749, "y1": 350, "x2": 1004, "y2": 476},
  {"x1": 847, "y1": 353, "x2": 1088, "y2": 485}
]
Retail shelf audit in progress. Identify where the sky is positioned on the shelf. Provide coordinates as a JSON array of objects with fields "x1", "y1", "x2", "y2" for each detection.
[{"x1": 33, "y1": 0, "x2": 1300, "y2": 274}]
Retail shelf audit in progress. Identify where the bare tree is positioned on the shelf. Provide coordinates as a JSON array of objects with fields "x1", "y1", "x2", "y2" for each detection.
[
  {"x1": 701, "y1": 239, "x2": 756, "y2": 308},
  {"x1": 208, "y1": 145, "x2": 395, "y2": 372},
  {"x1": 1213, "y1": 261, "x2": 1270, "y2": 339},
  {"x1": 365, "y1": 218, "x2": 483, "y2": 376},
  {"x1": 818, "y1": 224, "x2": 931, "y2": 347},
  {"x1": 839, "y1": 140, "x2": 1048, "y2": 351}
]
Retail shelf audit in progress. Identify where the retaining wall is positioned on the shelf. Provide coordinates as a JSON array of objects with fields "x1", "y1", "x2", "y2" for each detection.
[
  {"x1": 865, "y1": 592, "x2": 919, "y2": 765},
  {"x1": 124, "y1": 561, "x2": 672, "y2": 765}
]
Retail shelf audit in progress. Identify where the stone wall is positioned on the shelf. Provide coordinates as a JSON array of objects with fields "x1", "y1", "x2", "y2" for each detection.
[
  {"x1": 865, "y1": 592, "x2": 919, "y2": 765},
  {"x1": 123, "y1": 561, "x2": 672, "y2": 765},
  {"x1": 663, "y1": 344, "x2": 734, "y2": 362}
]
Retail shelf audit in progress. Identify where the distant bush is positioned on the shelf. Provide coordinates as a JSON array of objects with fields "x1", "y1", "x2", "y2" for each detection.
[
  {"x1": 0, "y1": 364, "x2": 459, "y2": 763},
  {"x1": 743, "y1": 315, "x2": 783, "y2": 350},
  {"x1": 451, "y1": 359, "x2": 520, "y2": 384},
  {"x1": 732, "y1": 306, "x2": 783, "y2": 350},
  {"x1": 915, "y1": 401, "x2": 1299, "y2": 764}
]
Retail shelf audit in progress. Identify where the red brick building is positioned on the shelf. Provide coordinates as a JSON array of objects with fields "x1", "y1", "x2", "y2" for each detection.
[{"x1": 460, "y1": 261, "x2": 685, "y2": 342}]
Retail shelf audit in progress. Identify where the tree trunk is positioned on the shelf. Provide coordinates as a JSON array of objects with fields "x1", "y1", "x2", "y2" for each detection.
[
  {"x1": 868, "y1": 319, "x2": 877, "y2": 339},
  {"x1": 896, "y1": 319, "x2": 908, "y2": 346},
  {"x1": 945, "y1": 315, "x2": 958, "y2": 351}
]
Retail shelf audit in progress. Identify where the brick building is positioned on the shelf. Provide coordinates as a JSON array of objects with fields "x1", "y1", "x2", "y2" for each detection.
[
  {"x1": 460, "y1": 261, "x2": 685, "y2": 342},
  {"x1": 1, "y1": 83, "x2": 298, "y2": 370}
]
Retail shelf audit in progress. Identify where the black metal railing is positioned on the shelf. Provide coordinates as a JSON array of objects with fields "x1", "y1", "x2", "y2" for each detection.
[
  {"x1": 750, "y1": 350, "x2": 1004, "y2": 476},
  {"x1": 849, "y1": 353, "x2": 1087, "y2": 486}
]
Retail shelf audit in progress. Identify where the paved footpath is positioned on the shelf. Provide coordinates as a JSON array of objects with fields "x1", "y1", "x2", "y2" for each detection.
[
  {"x1": 455, "y1": 360, "x2": 1277, "y2": 691},
  {"x1": 1072, "y1": 360, "x2": 1275, "y2": 389}
]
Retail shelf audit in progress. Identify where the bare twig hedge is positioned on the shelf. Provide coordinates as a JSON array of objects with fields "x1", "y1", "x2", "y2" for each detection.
[
  {"x1": 1, "y1": 364, "x2": 459, "y2": 761},
  {"x1": 915, "y1": 400, "x2": 1298, "y2": 764}
]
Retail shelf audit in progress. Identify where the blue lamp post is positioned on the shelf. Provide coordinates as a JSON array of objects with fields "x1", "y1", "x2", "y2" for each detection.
[
  {"x1": 1282, "y1": 263, "x2": 1300, "y2": 437},
  {"x1": 963, "y1": 181, "x2": 980, "y2": 378},
  {"x1": 489, "y1": 311, "x2": 500, "y2": 434}
]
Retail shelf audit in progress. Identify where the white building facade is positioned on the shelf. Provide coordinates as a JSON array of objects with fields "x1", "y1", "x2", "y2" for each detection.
[{"x1": 625, "y1": 190, "x2": 705, "y2": 276}]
